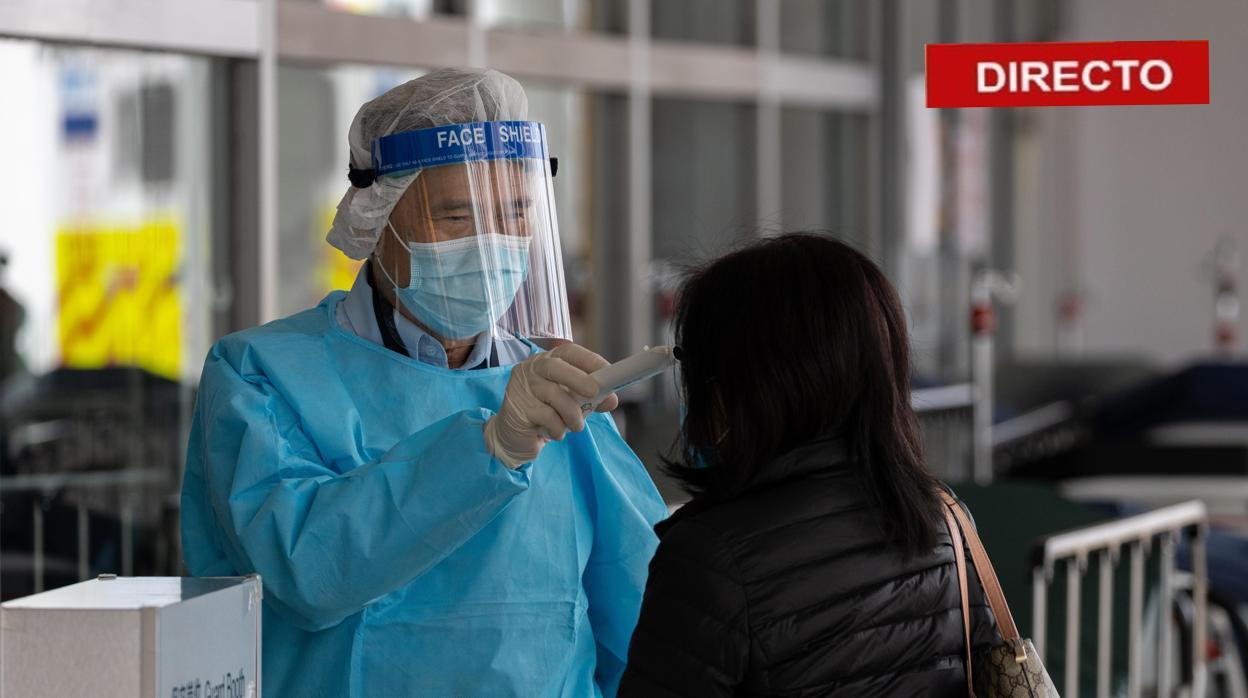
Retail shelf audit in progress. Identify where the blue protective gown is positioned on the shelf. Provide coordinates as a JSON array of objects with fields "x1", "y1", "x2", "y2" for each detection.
[{"x1": 180, "y1": 292, "x2": 667, "y2": 697}]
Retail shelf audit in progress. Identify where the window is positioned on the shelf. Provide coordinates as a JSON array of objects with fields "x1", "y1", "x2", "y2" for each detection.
[
  {"x1": 0, "y1": 39, "x2": 221, "y2": 595},
  {"x1": 780, "y1": 0, "x2": 875, "y2": 60},
  {"x1": 652, "y1": 0, "x2": 756, "y2": 46}
]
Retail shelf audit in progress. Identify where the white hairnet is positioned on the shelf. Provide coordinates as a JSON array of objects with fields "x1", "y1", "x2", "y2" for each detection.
[{"x1": 327, "y1": 68, "x2": 530, "y2": 260}]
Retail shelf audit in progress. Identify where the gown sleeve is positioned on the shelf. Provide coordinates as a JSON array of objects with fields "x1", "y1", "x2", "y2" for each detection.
[
  {"x1": 182, "y1": 342, "x2": 530, "y2": 632},
  {"x1": 578, "y1": 413, "x2": 670, "y2": 696}
]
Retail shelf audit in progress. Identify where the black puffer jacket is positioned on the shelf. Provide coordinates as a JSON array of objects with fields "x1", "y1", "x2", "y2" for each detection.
[{"x1": 619, "y1": 437, "x2": 1000, "y2": 697}]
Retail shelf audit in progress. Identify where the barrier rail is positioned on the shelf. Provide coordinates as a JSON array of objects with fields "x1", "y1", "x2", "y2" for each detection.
[
  {"x1": 0, "y1": 468, "x2": 174, "y2": 596},
  {"x1": 913, "y1": 383, "x2": 976, "y2": 481},
  {"x1": 1030, "y1": 500, "x2": 1209, "y2": 698}
]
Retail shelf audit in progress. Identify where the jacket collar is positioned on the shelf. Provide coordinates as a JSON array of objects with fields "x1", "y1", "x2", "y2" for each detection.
[
  {"x1": 749, "y1": 434, "x2": 848, "y2": 489},
  {"x1": 658, "y1": 435, "x2": 849, "y2": 536}
]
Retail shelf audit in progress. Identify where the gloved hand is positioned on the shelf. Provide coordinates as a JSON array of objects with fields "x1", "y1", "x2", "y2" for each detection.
[{"x1": 484, "y1": 344, "x2": 620, "y2": 469}]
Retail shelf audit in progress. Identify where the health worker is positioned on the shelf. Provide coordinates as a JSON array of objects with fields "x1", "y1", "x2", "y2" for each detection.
[{"x1": 180, "y1": 68, "x2": 668, "y2": 697}]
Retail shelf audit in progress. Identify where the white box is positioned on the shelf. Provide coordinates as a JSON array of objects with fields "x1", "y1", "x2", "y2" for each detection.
[{"x1": 2, "y1": 575, "x2": 261, "y2": 698}]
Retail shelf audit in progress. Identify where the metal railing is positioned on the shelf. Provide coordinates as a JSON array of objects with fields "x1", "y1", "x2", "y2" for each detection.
[
  {"x1": 1030, "y1": 500, "x2": 1209, "y2": 698},
  {"x1": 0, "y1": 468, "x2": 174, "y2": 596},
  {"x1": 913, "y1": 383, "x2": 976, "y2": 482}
]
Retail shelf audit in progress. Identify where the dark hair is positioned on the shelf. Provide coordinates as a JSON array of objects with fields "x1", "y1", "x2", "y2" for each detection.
[{"x1": 667, "y1": 232, "x2": 943, "y2": 556}]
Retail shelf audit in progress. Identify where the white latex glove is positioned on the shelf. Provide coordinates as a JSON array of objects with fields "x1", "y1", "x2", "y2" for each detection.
[{"x1": 484, "y1": 344, "x2": 620, "y2": 469}]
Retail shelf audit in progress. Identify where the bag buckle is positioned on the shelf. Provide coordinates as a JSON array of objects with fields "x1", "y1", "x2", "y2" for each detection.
[{"x1": 1012, "y1": 638, "x2": 1028, "y2": 665}]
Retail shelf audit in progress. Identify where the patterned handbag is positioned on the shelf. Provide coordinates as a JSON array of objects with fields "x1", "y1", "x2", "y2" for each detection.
[{"x1": 940, "y1": 491, "x2": 1061, "y2": 697}]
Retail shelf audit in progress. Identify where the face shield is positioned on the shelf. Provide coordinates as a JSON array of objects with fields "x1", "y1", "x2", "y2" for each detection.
[{"x1": 372, "y1": 120, "x2": 571, "y2": 343}]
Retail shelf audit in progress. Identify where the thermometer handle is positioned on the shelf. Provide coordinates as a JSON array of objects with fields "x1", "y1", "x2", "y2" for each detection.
[{"x1": 583, "y1": 346, "x2": 676, "y2": 411}]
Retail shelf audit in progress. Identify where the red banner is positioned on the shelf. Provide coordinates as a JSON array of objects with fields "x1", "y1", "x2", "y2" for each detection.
[{"x1": 926, "y1": 41, "x2": 1209, "y2": 108}]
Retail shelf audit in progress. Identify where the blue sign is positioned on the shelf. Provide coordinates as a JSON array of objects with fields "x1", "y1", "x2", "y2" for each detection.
[
  {"x1": 372, "y1": 120, "x2": 549, "y2": 176},
  {"x1": 59, "y1": 63, "x2": 98, "y2": 143}
]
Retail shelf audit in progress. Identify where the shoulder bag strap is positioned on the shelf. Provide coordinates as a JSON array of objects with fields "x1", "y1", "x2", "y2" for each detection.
[
  {"x1": 942, "y1": 502, "x2": 975, "y2": 697},
  {"x1": 939, "y1": 491, "x2": 1026, "y2": 662}
]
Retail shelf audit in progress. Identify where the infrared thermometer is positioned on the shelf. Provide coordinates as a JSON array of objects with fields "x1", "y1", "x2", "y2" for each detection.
[{"x1": 581, "y1": 345, "x2": 676, "y2": 412}]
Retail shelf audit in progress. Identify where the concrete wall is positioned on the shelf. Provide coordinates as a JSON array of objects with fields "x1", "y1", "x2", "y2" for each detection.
[{"x1": 1016, "y1": 0, "x2": 1248, "y2": 364}]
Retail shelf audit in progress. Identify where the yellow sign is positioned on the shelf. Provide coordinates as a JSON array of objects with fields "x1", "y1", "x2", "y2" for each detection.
[{"x1": 56, "y1": 219, "x2": 182, "y2": 380}]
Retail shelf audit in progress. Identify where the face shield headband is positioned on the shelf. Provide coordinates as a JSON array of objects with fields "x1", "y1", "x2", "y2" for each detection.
[{"x1": 371, "y1": 120, "x2": 550, "y2": 179}]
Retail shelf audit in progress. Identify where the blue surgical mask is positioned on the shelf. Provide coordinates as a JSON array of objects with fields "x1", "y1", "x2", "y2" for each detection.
[{"x1": 380, "y1": 224, "x2": 531, "y2": 339}]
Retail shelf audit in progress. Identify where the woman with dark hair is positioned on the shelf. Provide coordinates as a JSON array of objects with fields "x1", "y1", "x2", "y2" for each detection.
[{"x1": 619, "y1": 233, "x2": 999, "y2": 696}]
